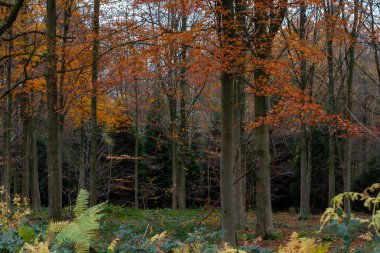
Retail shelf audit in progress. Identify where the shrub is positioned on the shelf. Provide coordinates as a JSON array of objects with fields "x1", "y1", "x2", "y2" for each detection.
[
  {"x1": 277, "y1": 232, "x2": 329, "y2": 253},
  {"x1": 320, "y1": 183, "x2": 380, "y2": 252}
]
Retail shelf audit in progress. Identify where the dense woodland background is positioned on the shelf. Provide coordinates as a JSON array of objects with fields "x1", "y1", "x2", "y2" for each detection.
[{"x1": 0, "y1": 0, "x2": 380, "y2": 246}]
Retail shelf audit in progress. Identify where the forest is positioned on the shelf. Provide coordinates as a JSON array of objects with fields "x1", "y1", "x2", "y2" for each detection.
[{"x1": 0, "y1": 0, "x2": 380, "y2": 252}]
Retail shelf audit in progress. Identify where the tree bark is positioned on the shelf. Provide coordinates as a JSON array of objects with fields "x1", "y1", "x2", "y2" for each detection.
[
  {"x1": 177, "y1": 5, "x2": 188, "y2": 210},
  {"x1": 45, "y1": 0, "x2": 61, "y2": 220},
  {"x1": 134, "y1": 83, "x2": 139, "y2": 209},
  {"x1": 343, "y1": 0, "x2": 359, "y2": 215},
  {"x1": 251, "y1": 0, "x2": 286, "y2": 236},
  {"x1": 221, "y1": 72, "x2": 237, "y2": 246},
  {"x1": 233, "y1": 76, "x2": 246, "y2": 227},
  {"x1": 219, "y1": 0, "x2": 237, "y2": 246},
  {"x1": 30, "y1": 112, "x2": 41, "y2": 209},
  {"x1": 57, "y1": 0, "x2": 73, "y2": 208},
  {"x1": 233, "y1": 0, "x2": 247, "y2": 228},
  {"x1": 21, "y1": 94, "x2": 30, "y2": 199},
  {"x1": 299, "y1": 1, "x2": 311, "y2": 218},
  {"x1": 325, "y1": 0, "x2": 336, "y2": 204},
  {"x1": 90, "y1": 0, "x2": 100, "y2": 206},
  {"x1": 169, "y1": 95, "x2": 179, "y2": 210},
  {"x1": 328, "y1": 134, "x2": 335, "y2": 202},
  {"x1": 78, "y1": 124, "x2": 85, "y2": 190},
  {"x1": 254, "y1": 94, "x2": 273, "y2": 237},
  {"x1": 0, "y1": 0, "x2": 24, "y2": 37},
  {"x1": 2, "y1": 27, "x2": 12, "y2": 204},
  {"x1": 369, "y1": 0, "x2": 380, "y2": 93},
  {"x1": 299, "y1": 125, "x2": 311, "y2": 217}
]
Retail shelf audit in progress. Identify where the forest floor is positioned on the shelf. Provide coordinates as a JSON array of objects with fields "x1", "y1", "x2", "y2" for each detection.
[
  {"x1": 29, "y1": 205, "x2": 370, "y2": 252},
  {"x1": 97, "y1": 205, "x2": 369, "y2": 251}
]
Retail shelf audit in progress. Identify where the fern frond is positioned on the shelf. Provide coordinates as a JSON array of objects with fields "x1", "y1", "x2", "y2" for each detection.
[
  {"x1": 108, "y1": 238, "x2": 120, "y2": 253},
  {"x1": 47, "y1": 190, "x2": 106, "y2": 253},
  {"x1": 74, "y1": 189, "x2": 90, "y2": 218},
  {"x1": 47, "y1": 221, "x2": 70, "y2": 233}
]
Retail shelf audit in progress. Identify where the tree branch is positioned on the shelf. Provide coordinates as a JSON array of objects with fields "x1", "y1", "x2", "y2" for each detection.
[
  {"x1": 0, "y1": 0, "x2": 14, "y2": 7},
  {"x1": 0, "y1": 0, "x2": 25, "y2": 37}
]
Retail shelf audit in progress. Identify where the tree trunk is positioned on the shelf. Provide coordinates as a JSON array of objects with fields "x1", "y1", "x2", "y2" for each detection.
[
  {"x1": 177, "y1": 7, "x2": 188, "y2": 210},
  {"x1": 343, "y1": 0, "x2": 359, "y2": 215},
  {"x1": 328, "y1": 134, "x2": 335, "y2": 202},
  {"x1": 255, "y1": 94, "x2": 273, "y2": 237},
  {"x1": 369, "y1": 0, "x2": 380, "y2": 93},
  {"x1": 233, "y1": 0, "x2": 247, "y2": 228},
  {"x1": 31, "y1": 114, "x2": 41, "y2": 210},
  {"x1": 78, "y1": 125, "x2": 85, "y2": 190},
  {"x1": 251, "y1": 0, "x2": 286, "y2": 236},
  {"x1": 221, "y1": 72, "x2": 237, "y2": 246},
  {"x1": 57, "y1": 124, "x2": 63, "y2": 207},
  {"x1": 45, "y1": 0, "x2": 61, "y2": 220},
  {"x1": 134, "y1": 83, "x2": 139, "y2": 209},
  {"x1": 90, "y1": 0, "x2": 100, "y2": 206},
  {"x1": 21, "y1": 95, "x2": 30, "y2": 199},
  {"x1": 169, "y1": 95, "x2": 179, "y2": 210},
  {"x1": 325, "y1": 0, "x2": 336, "y2": 204},
  {"x1": 233, "y1": 76, "x2": 246, "y2": 228},
  {"x1": 299, "y1": 1, "x2": 311, "y2": 218},
  {"x1": 2, "y1": 27, "x2": 12, "y2": 204},
  {"x1": 219, "y1": 0, "x2": 237, "y2": 246},
  {"x1": 57, "y1": 0, "x2": 73, "y2": 208},
  {"x1": 299, "y1": 125, "x2": 311, "y2": 218}
]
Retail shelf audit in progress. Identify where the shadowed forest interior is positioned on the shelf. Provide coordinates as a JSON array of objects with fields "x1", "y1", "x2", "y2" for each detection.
[{"x1": 1, "y1": 0, "x2": 380, "y2": 252}]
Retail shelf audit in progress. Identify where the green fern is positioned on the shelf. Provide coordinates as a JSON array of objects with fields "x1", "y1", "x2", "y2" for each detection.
[
  {"x1": 48, "y1": 189, "x2": 106, "y2": 253},
  {"x1": 73, "y1": 189, "x2": 90, "y2": 218}
]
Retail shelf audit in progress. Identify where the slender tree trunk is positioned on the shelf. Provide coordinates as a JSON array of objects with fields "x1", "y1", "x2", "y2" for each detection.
[
  {"x1": 107, "y1": 147, "x2": 112, "y2": 201},
  {"x1": 343, "y1": 0, "x2": 358, "y2": 215},
  {"x1": 57, "y1": 123, "x2": 63, "y2": 206},
  {"x1": 169, "y1": 95, "x2": 179, "y2": 210},
  {"x1": 90, "y1": 0, "x2": 100, "y2": 206},
  {"x1": 328, "y1": 134, "x2": 335, "y2": 202},
  {"x1": 78, "y1": 124, "x2": 85, "y2": 190},
  {"x1": 13, "y1": 169, "x2": 18, "y2": 195},
  {"x1": 361, "y1": 87, "x2": 368, "y2": 167},
  {"x1": 57, "y1": 0, "x2": 73, "y2": 208},
  {"x1": 45, "y1": 0, "x2": 61, "y2": 220},
  {"x1": 241, "y1": 100, "x2": 247, "y2": 216},
  {"x1": 30, "y1": 112, "x2": 41, "y2": 209},
  {"x1": 233, "y1": 0, "x2": 246, "y2": 228},
  {"x1": 344, "y1": 45, "x2": 354, "y2": 215},
  {"x1": 299, "y1": 125, "x2": 311, "y2": 217},
  {"x1": 21, "y1": 95, "x2": 30, "y2": 199},
  {"x1": 374, "y1": 49, "x2": 380, "y2": 94},
  {"x1": 2, "y1": 27, "x2": 12, "y2": 203},
  {"x1": 134, "y1": 83, "x2": 139, "y2": 209},
  {"x1": 233, "y1": 76, "x2": 246, "y2": 227},
  {"x1": 299, "y1": 1, "x2": 311, "y2": 218},
  {"x1": 369, "y1": 0, "x2": 380, "y2": 92},
  {"x1": 177, "y1": 7, "x2": 188, "y2": 210},
  {"x1": 178, "y1": 100, "x2": 186, "y2": 210},
  {"x1": 325, "y1": 0, "x2": 336, "y2": 204}
]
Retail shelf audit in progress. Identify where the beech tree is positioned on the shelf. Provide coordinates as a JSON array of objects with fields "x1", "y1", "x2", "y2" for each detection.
[
  {"x1": 218, "y1": 0, "x2": 238, "y2": 246},
  {"x1": 0, "y1": 0, "x2": 379, "y2": 246},
  {"x1": 45, "y1": 0, "x2": 61, "y2": 220},
  {"x1": 90, "y1": 0, "x2": 100, "y2": 206},
  {"x1": 250, "y1": 0, "x2": 287, "y2": 236}
]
